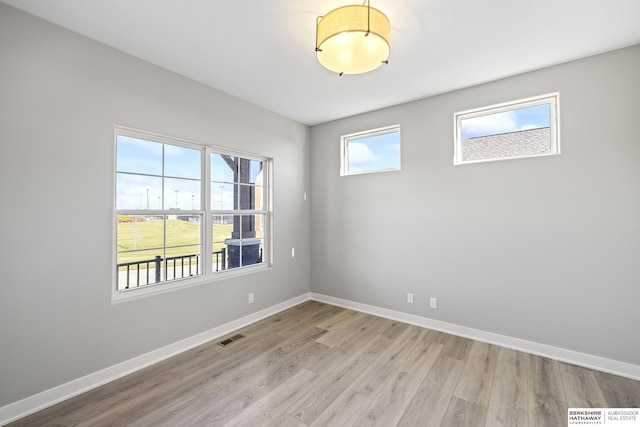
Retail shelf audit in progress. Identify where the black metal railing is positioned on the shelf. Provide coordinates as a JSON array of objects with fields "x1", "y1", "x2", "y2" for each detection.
[
  {"x1": 213, "y1": 248, "x2": 226, "y2": 271},
  {"x1": 117, "y1": 256, "x2": 162, "y2": 289},
  {"x1": 118, "y1": 249, "x2": 227, "y2": 289},
  {"x1": 165, "y1": 253, "x2": 199, "y2": 282}
]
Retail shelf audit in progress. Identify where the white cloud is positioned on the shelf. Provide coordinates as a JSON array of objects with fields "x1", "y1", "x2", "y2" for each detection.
[
  {"x1": 348, "y1": 142, "x2": 379, "y2": 165},
  {"x1": 461, "y1": 111, "x2": 518, "y2": 135}
]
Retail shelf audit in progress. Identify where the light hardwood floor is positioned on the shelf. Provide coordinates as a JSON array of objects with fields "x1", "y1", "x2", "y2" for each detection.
[{"x1": 9, "y1": 301, "x2": 640, "y2": 426}]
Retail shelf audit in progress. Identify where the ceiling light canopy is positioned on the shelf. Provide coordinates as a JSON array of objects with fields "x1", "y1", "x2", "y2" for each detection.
[{"x1": 315, "y1": 1, "x2": 391, "y2": 75}]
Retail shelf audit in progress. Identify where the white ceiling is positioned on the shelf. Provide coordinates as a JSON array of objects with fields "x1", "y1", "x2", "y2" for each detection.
[{"x1": 3, "y1": 0, "x2": 640, "y2": 125}]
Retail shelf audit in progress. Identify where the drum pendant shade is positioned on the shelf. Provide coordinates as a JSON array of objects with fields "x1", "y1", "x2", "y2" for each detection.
[{"x1": 316, "y1": 3, "x2": 391, "y2": 75}]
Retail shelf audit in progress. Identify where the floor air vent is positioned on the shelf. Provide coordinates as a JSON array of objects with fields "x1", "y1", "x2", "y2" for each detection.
[{"x1": 217, "y1": 334, "x2": 246, "y2": 347}]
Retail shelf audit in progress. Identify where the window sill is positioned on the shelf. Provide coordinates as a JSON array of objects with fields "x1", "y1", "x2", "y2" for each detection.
[{"x1": 111, "y1": 264, "x2": 270, "y2": 304}]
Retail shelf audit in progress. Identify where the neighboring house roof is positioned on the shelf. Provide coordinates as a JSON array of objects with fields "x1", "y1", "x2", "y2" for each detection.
[{"x1": 463, "y1": 127, "x2": 551, "y2": 161}]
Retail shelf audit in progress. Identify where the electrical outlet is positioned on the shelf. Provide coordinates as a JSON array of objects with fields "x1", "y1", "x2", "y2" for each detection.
[
  {"x1": 407, "y1": 293, "x2": 414, "y2": 304},
  {"x1": 248, "y1": 293, "x2": 254, "y2": 304},
  {"x1": 430, "y1": 297, "x2": 438, "y2": 309}
]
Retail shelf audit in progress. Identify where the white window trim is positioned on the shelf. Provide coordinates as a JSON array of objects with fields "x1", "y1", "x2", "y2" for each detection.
[
  {"x1": 112, "y1": 126, "x2": 272, "y2": 303},
  {"x1": 453, "y1": 92, "x2": 560, "y2": 165},
  {"x1": 341, "y1": 124, "x2": 401, "y2": 176}
]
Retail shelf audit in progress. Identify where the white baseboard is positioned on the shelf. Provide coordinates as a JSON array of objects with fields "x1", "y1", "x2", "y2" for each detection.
[
  {"x1": 0, "y1": 293, "x2": 311, "y2": 426},
  {"x1": 3, "y1": 291, "x2": 638, "y2": 425},
  {"x1": 310, "y1": 293, "x2": 640, "y2": 381}
]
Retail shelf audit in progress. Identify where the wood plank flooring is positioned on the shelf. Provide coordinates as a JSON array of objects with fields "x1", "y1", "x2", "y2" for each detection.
[{"x1": 9, "y1": 301, "x2": 640, "y2": 426}]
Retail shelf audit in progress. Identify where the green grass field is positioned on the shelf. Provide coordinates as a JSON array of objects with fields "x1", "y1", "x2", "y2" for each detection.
[{"x1": 117, "y1": 218, "x2": 233, "y2": 267}]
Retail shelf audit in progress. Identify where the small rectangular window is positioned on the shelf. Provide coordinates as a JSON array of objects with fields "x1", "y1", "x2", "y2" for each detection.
[
  {"x1": 454, "y1": 93, "x2": 560, "y2": 165},
  {"x1": 341, "y1": 125, "x2": 401, "y2": 176}
]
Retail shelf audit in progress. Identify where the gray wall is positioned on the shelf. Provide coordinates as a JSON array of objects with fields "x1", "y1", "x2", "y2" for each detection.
[
  {"x1": 310, "y1": 45, "x2": 640, "y2": 366},
  {"x1": 1, "y1": 0, "x2": 638, "y2": 411},
  {"x1": 0, "y1": 4, "x2": 310, "y2": 407}
]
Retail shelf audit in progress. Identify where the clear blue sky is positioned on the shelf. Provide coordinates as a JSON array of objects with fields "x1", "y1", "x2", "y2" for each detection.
[
  {"x1": 461, "y1": 104, "x2": 550, "y2": 141},
  {"x1": 116, "y1": 135, "x2": 263, "y2": 211},
  {"x1": 347, "y1": 132, "x2": 400, "y2": 172},
  {"x1": 116, "y1": 135, "x2": 202, "y2": 210}
]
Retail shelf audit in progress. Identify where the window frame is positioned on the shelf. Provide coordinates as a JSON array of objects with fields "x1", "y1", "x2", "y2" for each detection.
[
  {"x1": 209, "y1": 153, "x2": 268, "y2": 272},
  {"x1": 113, "y1": 126, "x2": 271, "y2": 302},
  {"x1": 340, "y1": 124, "x2": 401, "y2": 176},
  {"x1": 453, "y1": 92, "x2": 560, "y2": 165}
]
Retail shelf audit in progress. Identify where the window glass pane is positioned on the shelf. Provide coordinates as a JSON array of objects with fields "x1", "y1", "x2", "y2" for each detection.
[
  {"x1": 116, "y1": 248, "x2": 164, "y2": 290},
  {"x1": 342, "y1": 126, "x2": 401, "y2": 175},
  {"x1": 165, "y1": 215, "x2": 201, "y2": 248},
  {"x1": 116, "y1": 215, "x2": 202, "y2": 289},
  {"x1": 212, "y1": 214, "x2": 233, "y2": 272},
  {"x1": 164, "y1": 145, "x2": 201, "y2": 179},
  {"x1": 116, "y1": 174, "x2": 162, "y2": 210},
  {"x1": 238, "y1": 184, "x2": 257, "y2": 210},
  {"x1": 211, "y1": 182, "x2": 235, "y2": 210},
  {"x1": 240, "y1": 239, "x2": 263, "y2": 268},
  {"x1": 254, "y1": 213, "x2": 265, "y2": 238},
  {"x1": 241, "y1": 213, "x2": 264, "y2": 267},
  {"x1": 212, "y1": 214, "x2": 265, "y2": 270},
  {"x1": 212, "y1": 215, "x2": 233, "y2": 243},
  {"x1": 253, "y1": 185, "x2": 264, "y2": 211},
  {"x1": 163, "y1": 178, "x2": 201, "y2": 210},
  {"x1": 116, "y1": 215, "x2": 165, "y2": 290},
  {"x1": 116, "y1": 247, "x2": 163, "y2": 270},
  {"x1": 237, "y1": 158, "x2": 250, "y2": 184},
  {"x1": 211, "y1": 153, "x2": 236, "y2": 183},
  {"x1": 117, "y1": 215, "x2": 164, "y2": 254},
  {"x1": 454, "y1": 93, "x2": 559, "y2": 165},
  {"x1": 460, "y1": 104, "x2": 550, "y2": 140},
  {"x1": 460, "y1": 104, "x2": 552, "y2": 162},
  {"x1": 249, "y1": 160, "x2": 263, "y2": 184},
  {"x1": 116, "y1": 135, "x2": 162, "y2": 175},
  {"x1": 164, "y1": 245, "x2": 201, "y2": 281}
]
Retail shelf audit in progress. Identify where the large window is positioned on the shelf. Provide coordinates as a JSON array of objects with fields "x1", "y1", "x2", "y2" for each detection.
[
  {"x1": 341, "y1": 125, "x2": 401, "y2": 176},
  {"x1": 454, "y1": 93, "x2": 560, "y2": 165},
  {"x1": 115, "y1": 127, "x2": 269, "y2": 296}
]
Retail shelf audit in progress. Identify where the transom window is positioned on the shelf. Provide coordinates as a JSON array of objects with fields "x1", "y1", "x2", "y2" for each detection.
[
  {"x1": 115, "y1": 127, "x2": 269, "y2": 297},
  {"x1": 341, "y1": 125, "x2": 401, "y2": 176},
  {"x1": 454, "y1": 93, "x2": 560, "y2": 165}
]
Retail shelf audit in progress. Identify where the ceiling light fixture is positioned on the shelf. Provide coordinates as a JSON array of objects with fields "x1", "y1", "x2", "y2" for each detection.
[{"x1": 315, "y1": 0, "x2": 391, "y2": 76}]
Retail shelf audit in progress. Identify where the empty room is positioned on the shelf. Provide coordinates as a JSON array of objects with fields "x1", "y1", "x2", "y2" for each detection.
[{"x1": 1, "y1": 1, "x2": 639, "y2": 426}]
